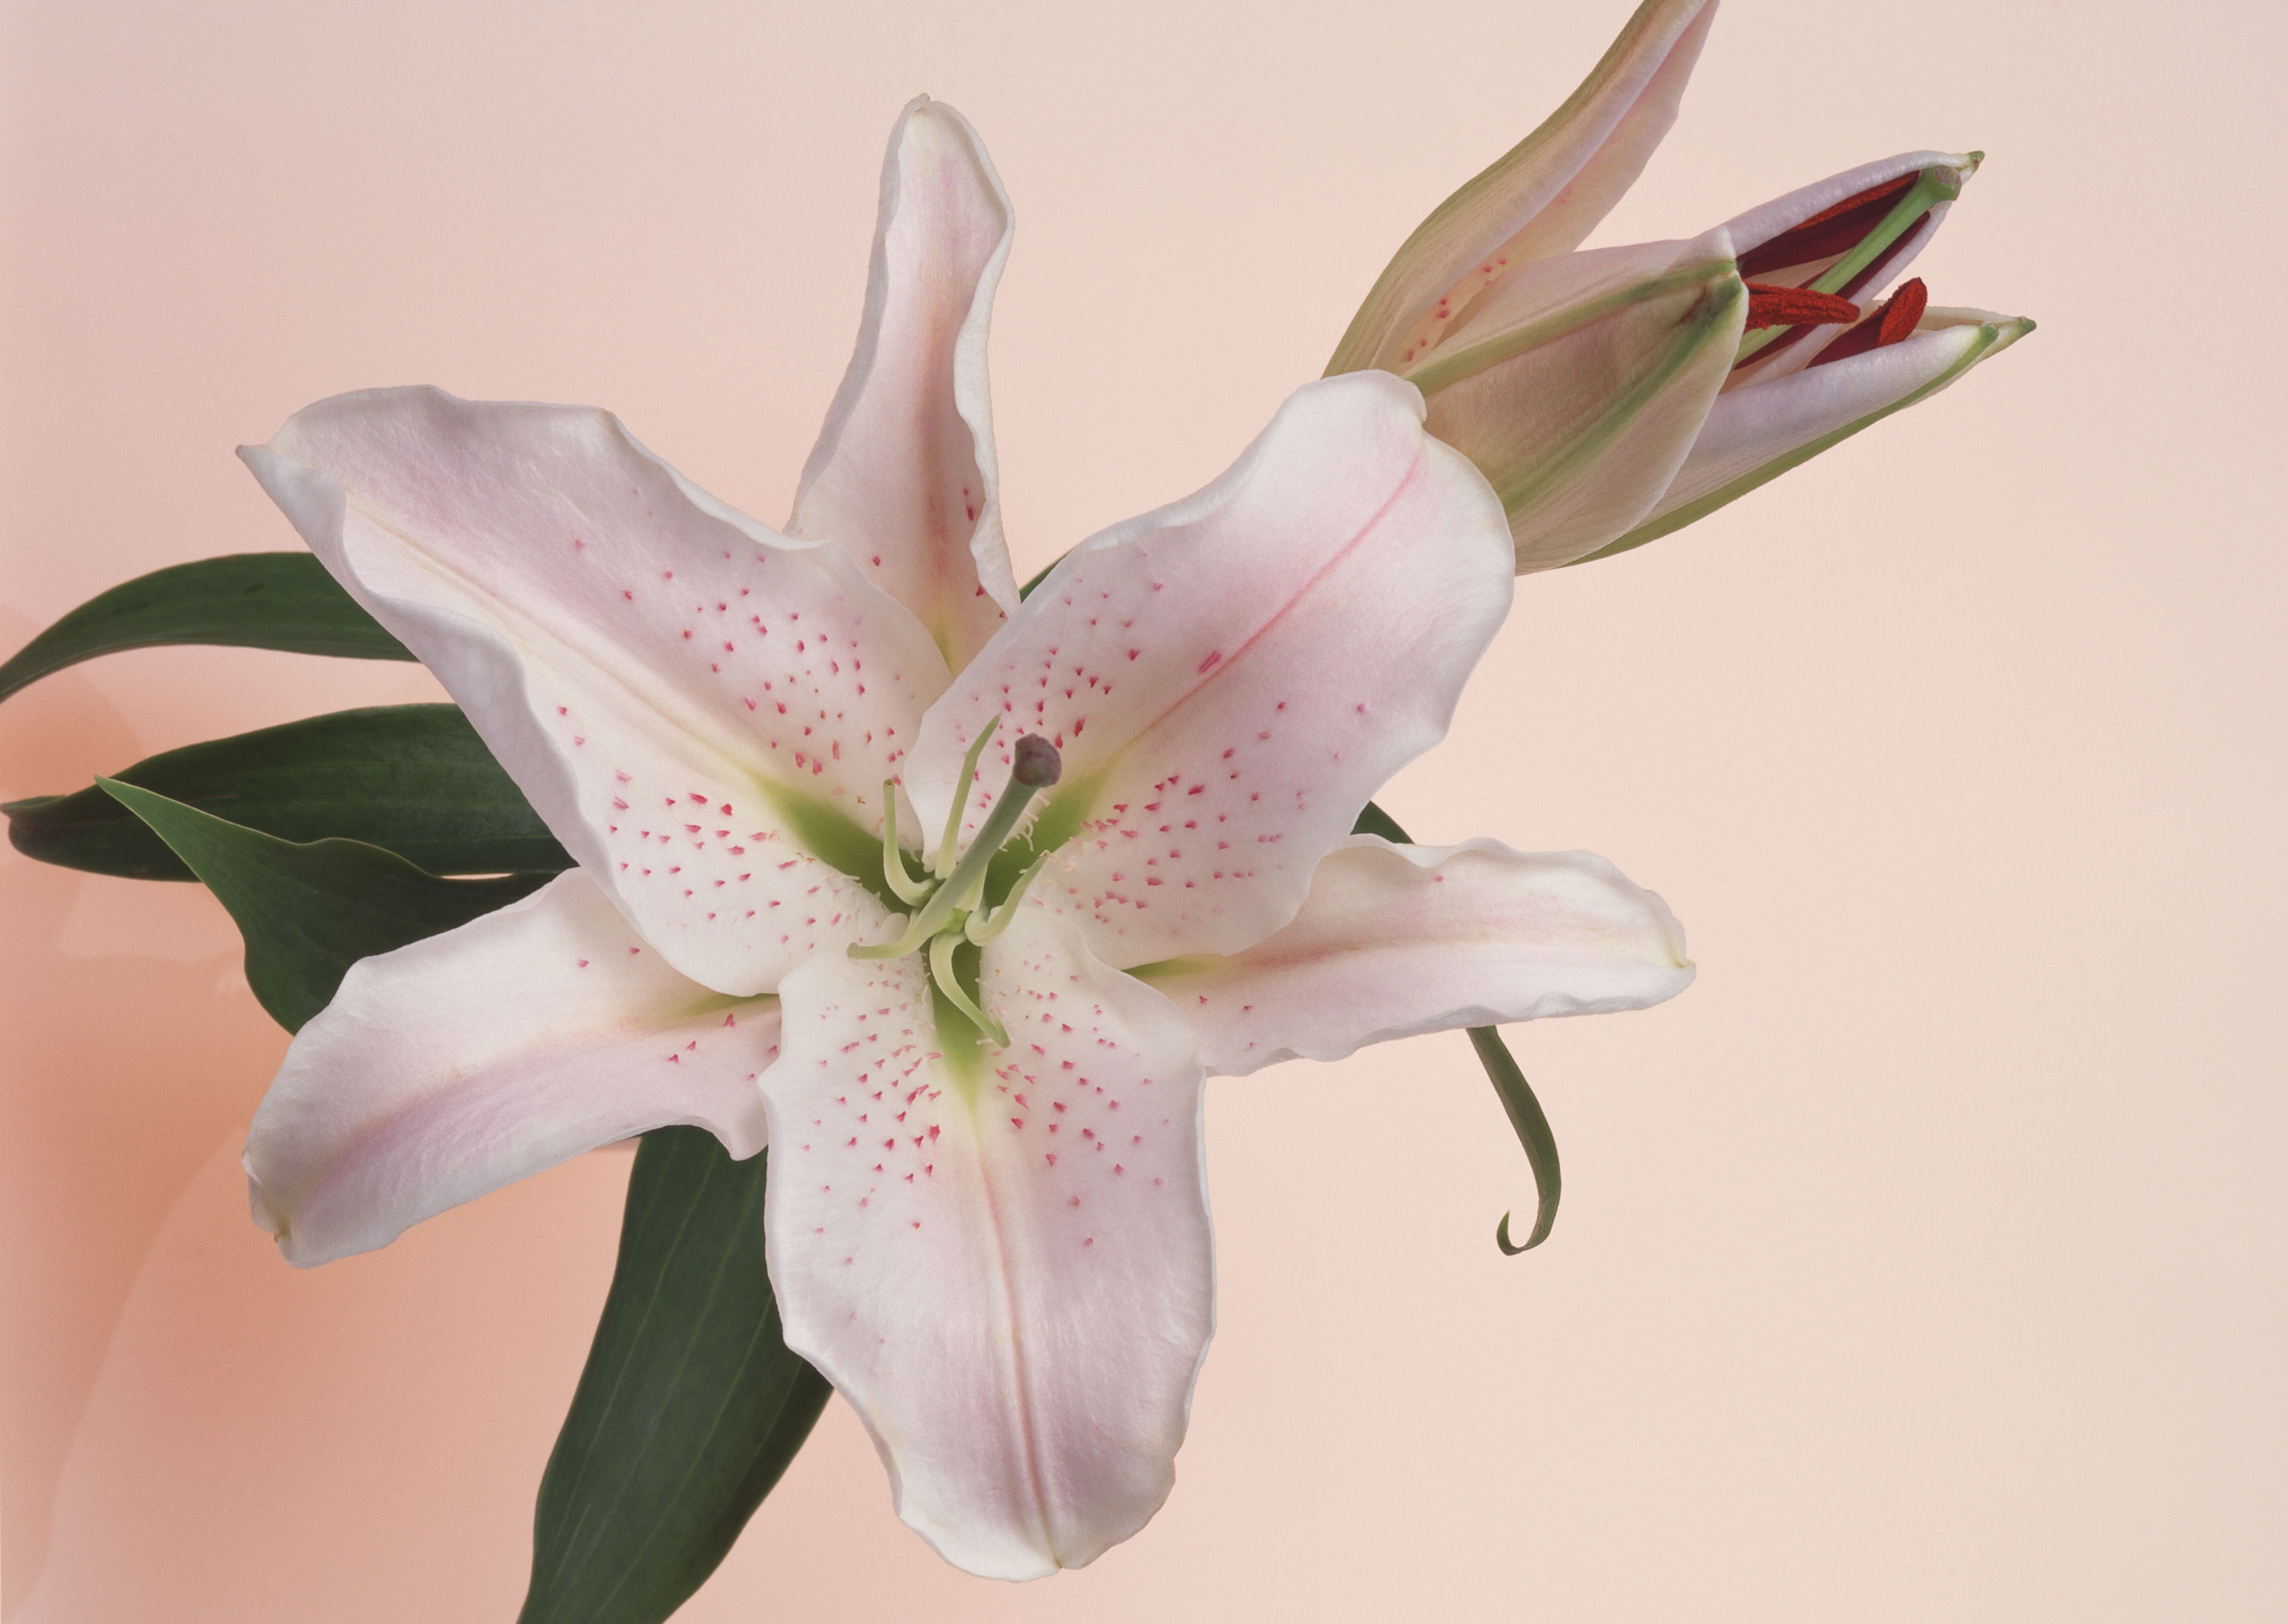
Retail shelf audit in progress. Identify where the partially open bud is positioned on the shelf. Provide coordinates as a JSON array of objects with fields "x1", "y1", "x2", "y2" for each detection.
[
  {"x1": 1327, "y1": 0, "x2": 1719, "y2": 378},
  {"x1": 1324, "y1": 0, "x2": 1747, "y2": 572},
  {"x1": 1326, "y1": 0, "x2": 2031, "y2": 575},
  {"x1": 1391, "y1": 232, "x2": 1747, "y2": 571},
  {"x1": 1572, "y1": 151, "x2": 2034, "y2": 564},
  {"x1": 1581, "y1": 299, "x2": 2034, "y2": 563}
]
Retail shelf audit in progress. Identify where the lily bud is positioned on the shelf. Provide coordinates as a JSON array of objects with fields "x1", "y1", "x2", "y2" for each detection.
[
  {"x1": 1327, "y1": 0, "x2": 1719, "y2": 378},
  {"x1": 1325, "y1": 0, "x2": 1747, "y2": 572},
  {"x1": 1395, "y1": 232, "x2": 1747, "y2": 571},
  {"x1": 1329, "y1": 0, "x2": 2033, "y2": 574},
  {"x1": 1572, "y1": 150, "x2": 2034, "y2": 563}
]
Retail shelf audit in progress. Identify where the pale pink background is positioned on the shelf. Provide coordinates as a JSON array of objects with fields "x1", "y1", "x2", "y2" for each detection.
[{"x1": 2, "y1": 0, "x2": 2280, "y2": 1617}]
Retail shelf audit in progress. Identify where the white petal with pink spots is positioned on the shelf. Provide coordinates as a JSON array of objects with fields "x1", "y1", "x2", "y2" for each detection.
[
  {"x1": 247, "y1": 871, "x2": 779, "y2": 1266},
  {"x1": 905, "y1": 373, "x2": 1514, "y2": 969},
  {"x1": 764, "y1": 907, "x2": 1208, "y2": 1579},
  {"x1": 244, "y1": 388, "x2": 938, "y2": 994},
  {"x1": 1137, "y1": 837, "x2": 1695, "y2": 1075}
]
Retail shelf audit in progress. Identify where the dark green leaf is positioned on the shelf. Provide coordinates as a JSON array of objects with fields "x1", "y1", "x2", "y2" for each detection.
[
  {"x1": 522, "y1": 1129, "x2": 831, "y2": 1624},
  {"x1": 1017, "y1": 556, "x2": 1057, "y2": 600},
  {"x1": 1474, "y1": 1026, "x2": 1562, "y2": 1254},
  {"x1": 7, "y1": 705, "x2": 569, "y2": 880},
  {"x1": 1350, "y1": 799, "x2": 1562, "y2": 1253},
  {"x1": 1348, "y1": 798, "x2": 1411, "y2": 845},
  {"x1": 0, "y1": 552, "x2": 412, "y2": 703},
  {"x1": 97, "y1": 779, "x2": 548, "y2": 1031}
]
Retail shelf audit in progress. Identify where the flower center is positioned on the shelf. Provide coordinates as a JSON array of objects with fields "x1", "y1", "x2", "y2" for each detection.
[{"x1": 849, "y1": 716, "x2": 1063, "y2": 1048}]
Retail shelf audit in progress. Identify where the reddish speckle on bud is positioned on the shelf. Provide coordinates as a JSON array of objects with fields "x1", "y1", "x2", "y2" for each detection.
[
  {"x1": 1743, "y1": 281, "x2": 1861, "y2": 332},
  {"x1": 1011, "y1": 734, "x2": 1062, "y2": 789}
]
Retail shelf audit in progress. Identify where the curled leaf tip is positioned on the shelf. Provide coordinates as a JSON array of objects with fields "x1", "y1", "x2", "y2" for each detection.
[{"x1": 1470, "y1": 1025, "x2": 1561, "y2": 1257}]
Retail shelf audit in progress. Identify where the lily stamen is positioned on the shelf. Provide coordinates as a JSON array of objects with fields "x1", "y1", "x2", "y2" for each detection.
[
  {"x1": 851, "y1": 731, "x2": 1063, "y2": 979},
  {"x1": 929, "y1": 931, "x2": 1005, "y2": 1049},
  {"x1": 966, "y1": 849, "x2": 1055, "y2": 945},
  {"x1": 935, "y1": 715, "x2": 1001, "y2": 879},
  {"x1": 1808, "y1": 277, "x2": 1930, "y2": 368},
  {"x1": 1743, "y1": 282, "x2": 1861, "y2": 332},
  {"x1": 1733, "y1": 161, "x2": 1968, "y2": 367},
  {"x1": 876, "y1": 778, "x2": 934, "y2": 906}
]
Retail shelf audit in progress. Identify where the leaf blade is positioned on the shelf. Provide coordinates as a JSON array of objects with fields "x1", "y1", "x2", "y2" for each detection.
[
  {"x1": 0, "y1": 552, "x2": 411, "y2": 703},
  {"x1": 9, "y1": 705, "x2": 569, "y2": 880},
  {"x1": 96, "y1": 778, "x2": 546, "y2": 1031},
  {"x1": 521, "y1": 1129, "x2": 831, "y2": 1624},
  {"x1": 1474, "y1": 1025, "x2": 1563, "y2": 1253},
  {"x1": 1351, "y1": 799, "x2": 1562, "y2": 1252}
]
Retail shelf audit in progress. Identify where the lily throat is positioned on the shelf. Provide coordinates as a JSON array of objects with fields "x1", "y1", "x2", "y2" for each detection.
[{"x1": 852, "y1": 716, "x2": 1064, "y2": 1048}]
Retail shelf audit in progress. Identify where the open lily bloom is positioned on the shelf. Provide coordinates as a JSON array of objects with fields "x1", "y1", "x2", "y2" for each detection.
[
  {"x1": 1328, "y1": 0, "x2": 2031, "y2": 570},
  {"x1": 236, "y1": 98, "x2": 1694, "y2": 1579}
]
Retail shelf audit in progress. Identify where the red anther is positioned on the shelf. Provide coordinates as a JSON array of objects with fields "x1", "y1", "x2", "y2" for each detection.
[
  {"x1": 1743, "y1": 281, "x2": 1862, "y2": 332},
  {"x1": 1739, "y1": 173, "x2": 1920, "y2": 279},
  {"x1": 1809, "y1": 278, "x2": 1930, "y2": 368},
  {"x1": 1876, "y1": 275, "x2": 1928, "y2": 344}
]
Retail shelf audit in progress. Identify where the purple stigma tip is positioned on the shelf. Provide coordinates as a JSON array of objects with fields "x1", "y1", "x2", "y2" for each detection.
[{"x1": 1011, "y1": 734, "x2": 1062, "y2": 788}]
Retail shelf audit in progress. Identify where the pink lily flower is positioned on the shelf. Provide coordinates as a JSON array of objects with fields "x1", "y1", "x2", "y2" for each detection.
[{"x1": 236, "y1": 99, "x2": 1692, "y2": 1577}]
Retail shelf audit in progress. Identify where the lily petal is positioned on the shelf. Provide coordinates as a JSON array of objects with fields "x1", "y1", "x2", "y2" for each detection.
[
  {"x1": 1326, "y1": 0, "x2": 1718, "y2": 375},
  {"x1": 1132, "y1": 835, "x2": 1693, "y2": 1075},
  {"x1": 242, "y1": 387, "x2": 930, "y2": 994},
  {"x1": 763, "y1": 907, "x2": 1209, "y2": 1579},
  {"x1": 1407, "y1": 233, "x2": 1747, "y2": 570},
  {"x1": 791, "y1": 97, "x2": 1021, "y2": 671},
  {"x1": 247, "y1": 870, "x2": 776, "y2": 1266},
  {"x1": 907, "y1": 373, "x2": 1513, "y2": 969},
  {"x1": 1593, "y1": 307, "x2": 2036, "y2": 560}
]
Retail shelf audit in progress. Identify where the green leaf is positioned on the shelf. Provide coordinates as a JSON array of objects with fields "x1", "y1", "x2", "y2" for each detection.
[
  {"x1": 0, "y1": 552, "x2": 412, "y2": 703},
  {"x1": 1474, "y1": 1026, "x2": 1562, "y2": 1255},
  {"x1": 521, "y1": 1129, "x2": 831, "y2": 1624},
  {"x1": 1348, "y1": 798, "x2": 1411, "y2": 845},
  {"x1": 1350, "y1": 799, "x2": 1562, "y2": 1253},
  {"x1": 1017, "y1": 556, "x2": 1057, "y2": 600},
  {"x1": 96, "y1": 779, "x2": 548, "y2": 1031},
  {"x1": 7, "y1": 705, "x2": 569, "y2": 881}
]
